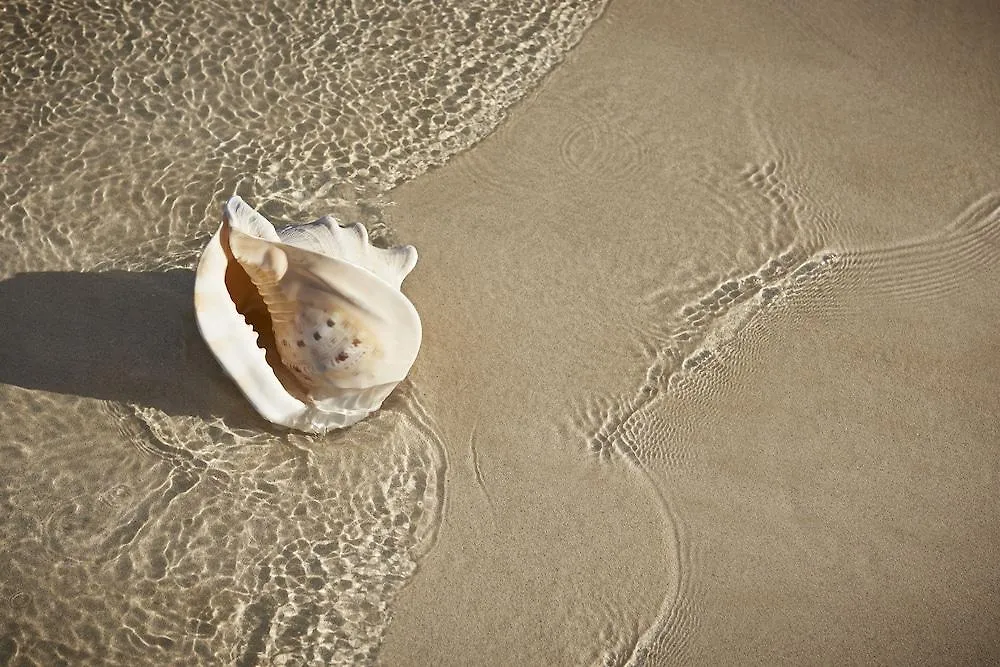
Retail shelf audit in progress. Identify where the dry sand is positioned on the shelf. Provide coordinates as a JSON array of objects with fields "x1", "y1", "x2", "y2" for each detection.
[{"x1": 379, "y1": 0, "x2": 1000, "y2": 663}]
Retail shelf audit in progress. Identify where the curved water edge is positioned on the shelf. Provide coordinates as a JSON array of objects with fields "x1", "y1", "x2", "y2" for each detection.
[
  {"x1": 4, "y1": 0, "x2": 999, "y2": 662},
  {"x1": 0, "y1": 0, "x2": 608, "y2": 664},
  {"x1": 0, "y1": 381, "x2": 446, "y2": 664},
  {"x1": 577, "y1": 188, "x2": 1000, "y2": 664},
  {"x1": 0, "y1": 0, "x2": 610, "y2": 274}
]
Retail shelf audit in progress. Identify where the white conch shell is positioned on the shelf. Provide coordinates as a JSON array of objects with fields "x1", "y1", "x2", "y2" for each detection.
[{"x1": 194, "y1": 196, "x2": 421, "y2": 433}]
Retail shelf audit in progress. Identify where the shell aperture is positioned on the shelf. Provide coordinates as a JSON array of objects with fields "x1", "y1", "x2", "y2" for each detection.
[{"x1": 194, "y1": 196, "x2": 422, "y2": 433}]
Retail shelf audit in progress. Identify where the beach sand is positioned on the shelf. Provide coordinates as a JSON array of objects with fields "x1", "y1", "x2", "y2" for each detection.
[
  {"x1": 1, "y1": 0, "x2": 998, "y2": 664},
  {"x1": 379, "y1": 0, "x2": 1000, "y2": 664}
]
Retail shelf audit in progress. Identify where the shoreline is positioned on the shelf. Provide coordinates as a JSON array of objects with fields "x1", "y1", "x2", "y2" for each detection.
[{"x1": 380, "y1": 0, "x2": 1000, "y2": 663}]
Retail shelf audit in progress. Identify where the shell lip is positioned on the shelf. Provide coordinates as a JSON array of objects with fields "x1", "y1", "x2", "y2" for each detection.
[
  {"x1": 194, "y1": 198, "x2": 422, "y2": 433},
  {"x1": 195, "y1": 220, "x2": 313, "y2": 427}
]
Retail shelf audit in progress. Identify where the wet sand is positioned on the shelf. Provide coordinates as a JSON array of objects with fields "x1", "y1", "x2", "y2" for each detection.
[
  {"x1": 1, "y1": 0, "x2": 998, "y2": 664},
  {"x1": 0, "y1": 1, "x2": 614, "y2": 664},
  {"x1": 380, "y1": 0, "x2": 1000, "y2": 663}
]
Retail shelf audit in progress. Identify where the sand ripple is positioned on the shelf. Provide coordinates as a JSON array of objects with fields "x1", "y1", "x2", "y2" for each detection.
[{"x1": 571, "y1": 188, "x2": 999, "y2": 663}]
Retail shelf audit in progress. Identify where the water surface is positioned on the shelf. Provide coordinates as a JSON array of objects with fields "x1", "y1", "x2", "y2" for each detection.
[{"x1": 0, "y1": 0, "x2": 607, "y2": 663}]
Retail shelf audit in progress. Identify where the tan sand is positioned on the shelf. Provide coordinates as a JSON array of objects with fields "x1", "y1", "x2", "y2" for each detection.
[{"x1": 379, "y1": 0, "x2": 1000, "y2": 663}]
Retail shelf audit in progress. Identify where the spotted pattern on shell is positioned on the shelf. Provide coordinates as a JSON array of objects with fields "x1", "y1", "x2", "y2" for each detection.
[{"x1": 194, "y1": 196, "x2": 421, "y2": 433}]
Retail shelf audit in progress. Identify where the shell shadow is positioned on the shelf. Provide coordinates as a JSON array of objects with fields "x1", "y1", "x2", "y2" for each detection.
[{"x1": 0, "y1": 269, "x2": 267, "y2": 428}]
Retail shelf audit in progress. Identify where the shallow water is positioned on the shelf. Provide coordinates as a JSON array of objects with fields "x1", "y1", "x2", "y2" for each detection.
[
  {"x1": 3, "y1": 0, "x2": 1000, "y2": 665},
  {"x1": 0, "y1": 0, "x2": 606, "y2": 664},
  {"x1": 379, "y1": 0, "x2": 1000, "y2": 664}
]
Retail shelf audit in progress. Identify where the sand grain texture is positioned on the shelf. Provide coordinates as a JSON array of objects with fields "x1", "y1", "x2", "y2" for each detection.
[
  {"x1": 380, "y1": 0, "x2": 1000, "y2": 664},
  {"x1": 0, "y1": 0, "x2": 998, "y2": 664}
]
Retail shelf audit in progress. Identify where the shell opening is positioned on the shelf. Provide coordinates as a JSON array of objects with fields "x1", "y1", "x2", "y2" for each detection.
[{"x1": 220, "y1": 221, "x2": 310, "y2": 403}]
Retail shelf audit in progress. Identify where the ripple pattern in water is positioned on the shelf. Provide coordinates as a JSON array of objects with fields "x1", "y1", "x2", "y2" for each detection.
[
  {"x1": 0, "y1": 0, "x2": 607, "y2": 664},
  {"x1": 572, "y1": 178, "x2": 1000, "y2": 664},
  {"x1": 0, "y1": 385, "x2": 446, "y2": 665},
  {"x1": 558, "y1": 60, "x2": 998, "y2": 659},
  {"x1": 0, "y1": 0, "x2": 607, "y2": 273}
]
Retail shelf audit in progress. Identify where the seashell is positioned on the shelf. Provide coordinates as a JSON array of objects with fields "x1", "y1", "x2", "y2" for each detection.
[{"x1": 194, "y1": 196, "x2": 421, "y2": 433}]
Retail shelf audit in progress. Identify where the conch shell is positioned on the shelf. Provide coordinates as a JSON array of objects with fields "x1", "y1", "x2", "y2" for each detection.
[{"x1": 194, "y1": 196, "x2": 421, "y2": 433}]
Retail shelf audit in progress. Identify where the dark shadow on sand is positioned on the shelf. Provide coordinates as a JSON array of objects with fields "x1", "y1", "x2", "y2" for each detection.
[{"x1": 0, "y1": 269, "x2": 269, "y2": 429}]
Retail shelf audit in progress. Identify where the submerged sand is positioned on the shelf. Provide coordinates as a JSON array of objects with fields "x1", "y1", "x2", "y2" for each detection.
[
  {"x1": 0, "y1": 0, "x2": 998, "y2": 664},
  {"x1": 379, "y1": 0, "x2": 1000, "y2": 664}
]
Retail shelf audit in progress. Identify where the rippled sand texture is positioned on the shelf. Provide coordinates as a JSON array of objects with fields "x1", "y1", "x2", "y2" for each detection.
[
  {"x1": 380, "y1": 0, "x2": 1000, "y2": 664},
  {"x1": 0, "y1": 0, "x2": 608, "y2": 664}
]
